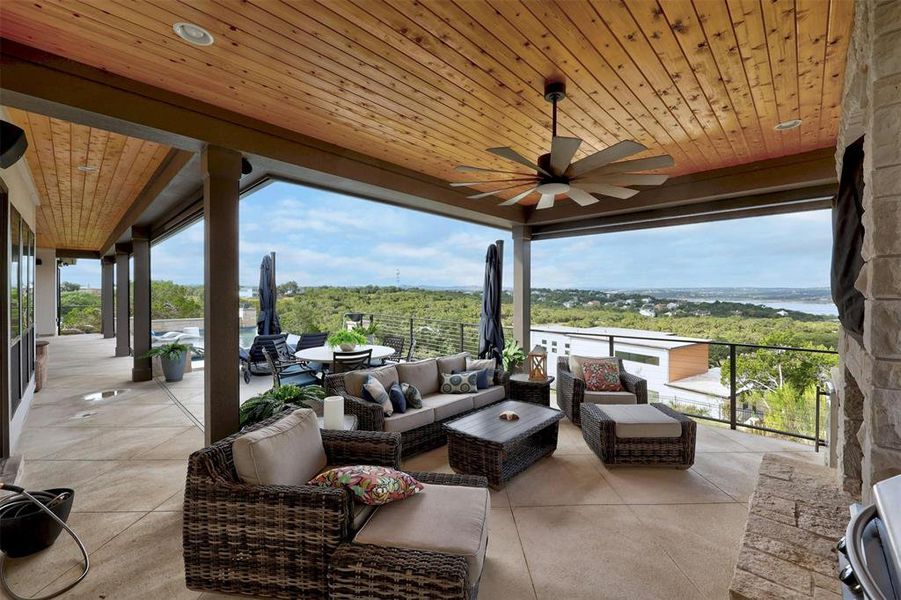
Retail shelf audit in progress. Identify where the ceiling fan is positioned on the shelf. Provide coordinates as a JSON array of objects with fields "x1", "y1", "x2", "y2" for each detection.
[{"x1": 451, "y1": 80, "x2": 674, "y2": 209}]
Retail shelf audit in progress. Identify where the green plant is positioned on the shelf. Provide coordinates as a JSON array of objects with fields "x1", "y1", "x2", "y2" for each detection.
[
  {"x1": 239, "y1": 384, "x2": 328, "y2": 428},
  {"x1": 327, "y1": 329, "x2": 366, "y2": 347},
  {"x1": 352, "y1": 322, "x2": 379, "y2": 336},
  {"x1": 142, "y1": 342, "x2": 191, "y2": 361},
  {"x1": 502, "y1": 339, "x2": 526, "y2": 371}
]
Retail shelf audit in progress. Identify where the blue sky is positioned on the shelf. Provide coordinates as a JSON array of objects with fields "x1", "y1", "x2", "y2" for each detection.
[{"x1": 60, "y1": 181, "x2": 833, "y2": 290}]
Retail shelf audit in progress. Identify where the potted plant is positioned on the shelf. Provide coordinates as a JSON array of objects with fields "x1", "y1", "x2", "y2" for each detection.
[
  {"x1": 143, "y1": 342, "x2": 191, "y2": 382},
  {"x1": 502, "y1": 339, "x2": 526, "y2": 373},
  {"x1": 239, "y1": 384, "x2": 327, "y2": 428},
  {"x1": 352, "y1": 322, "x2": 379, "y2": 344},
  {"x1": 327, "y1": 329, "x2": 367, "y2": 352}
]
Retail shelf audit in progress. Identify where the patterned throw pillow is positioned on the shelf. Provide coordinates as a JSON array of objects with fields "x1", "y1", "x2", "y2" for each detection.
[
  {"x1": 400, "y1": 382, "x2": 423, "y2": 409},
  {"x1": 362, "y1": 375, "x2": 394, "y2": 416},
  {"x1": 440, "y1": 371, "x2": 478, "y2": 394},
  {"x1": 309, "y1": 465, "x2": 423, "y2": 505},
  {"x1": 453, "y1": 368, "x2": 489, "y2": 389},
  {"x1": 582, "y1": 359, "x2": 623, "y2": 392}
]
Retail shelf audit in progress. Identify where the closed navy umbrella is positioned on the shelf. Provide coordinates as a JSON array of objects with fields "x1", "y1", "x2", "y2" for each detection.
[
  {"x1": 478, "y1": 242, "x2": 505, "y2": 364},
  {"x1": 256, "y1": 254, "x2": 281, "y2": 335}
]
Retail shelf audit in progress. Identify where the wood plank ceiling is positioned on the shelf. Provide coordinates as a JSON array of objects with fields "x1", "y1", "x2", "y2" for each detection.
[
  {"x1": 0, "y1": 0, "x2": 853, "y2": 208},
  {"x1": 3, "y1": 107, "x2": 171, "y2": 250}
]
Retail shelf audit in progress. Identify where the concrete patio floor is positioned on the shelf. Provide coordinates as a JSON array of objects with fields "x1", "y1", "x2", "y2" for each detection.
[{"x1": 7, "y1": 334, "x2": 822, "y2": 599}]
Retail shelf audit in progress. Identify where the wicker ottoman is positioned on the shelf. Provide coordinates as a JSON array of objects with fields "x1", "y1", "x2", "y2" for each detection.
[{"x1": 581, "y1": 403, "x2": 696, "y2": 468}]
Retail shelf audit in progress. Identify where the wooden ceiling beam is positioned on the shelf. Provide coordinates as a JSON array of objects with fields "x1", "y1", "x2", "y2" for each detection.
[
  {"x1": 525, "y1": 148, "x2": 837, "y2": 226},
  {"x1": 0, "y1": 39, "x2": 524, "y2": 229}
]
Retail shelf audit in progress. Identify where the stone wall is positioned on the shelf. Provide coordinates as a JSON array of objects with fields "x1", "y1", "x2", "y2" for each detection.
[{"x1": 834, "y1": 0, "x2": 901, "y2": 502}]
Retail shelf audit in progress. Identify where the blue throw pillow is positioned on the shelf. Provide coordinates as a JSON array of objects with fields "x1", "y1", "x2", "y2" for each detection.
[
  {"x1": 452, "y1": 368, "x2": 489, "y2": 390},
  {"x1": 388, "y1": 382, "x2": 407, "y2": 414}
]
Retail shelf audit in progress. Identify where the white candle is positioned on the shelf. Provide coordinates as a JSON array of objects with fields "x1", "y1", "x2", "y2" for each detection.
[{"x1": 323, "y1": 395, "x2": 344, "y2": 430}]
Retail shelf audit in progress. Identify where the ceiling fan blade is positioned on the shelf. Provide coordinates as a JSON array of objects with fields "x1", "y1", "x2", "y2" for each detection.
[
  {"x1": 578, "y1": 173, "x2": 669, "y2": 186},
  {"x1": 578, "y1": 183, "x2": 640, "y2": 199},
  {"x1": 568, "y1": 140, "x2": 647, "y2": 177},
  {"x1": 578, "y1": 154, "x2": 675, "y2": 178},
  {"x1": 536, "y1": 193, "x2": 556, "y2": 210},
  {"x1": 499, "y1": 187, "x2": 537, "y2": 206},
  {"x1": 467, "y1": 182, "x2": 533, "y2": 200},
  {"x1": 450, "y1": 178, "x2": 537, "y2": 187},
  {"x1": 550, "y1": 136, "x2": 582, "y2": 176},
  {"x1": 567, "y1": 187, "x2": 600, "y2": 207},
  {"x1": 455, "y1": 165, "x2": 532, "y2": 175},
  {"x1": 487, "y1": 147, "x2": 552, "y2": 177}
]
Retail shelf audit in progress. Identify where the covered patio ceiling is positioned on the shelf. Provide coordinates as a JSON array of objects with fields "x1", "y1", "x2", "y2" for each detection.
[{"x1": 0, "y1": 0, "x2": 851, "y2": 248}]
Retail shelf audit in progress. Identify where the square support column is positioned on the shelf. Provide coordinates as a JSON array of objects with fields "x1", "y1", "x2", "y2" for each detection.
[
  {"x1": 203, "y1": 145, "x2": 242, "y2": 444},
  {"x1": 512, "y1": 225, "x2": 532, "y2": 350},
  {"x1": 114, "y1": 243, "x2": 131, "y2": 357},
  {"x1": 101, "y1": 256, "x2": 115, "y2": 339},
  {"x1": 131, "y1": 228, "x2": 152, "y2": 382}
]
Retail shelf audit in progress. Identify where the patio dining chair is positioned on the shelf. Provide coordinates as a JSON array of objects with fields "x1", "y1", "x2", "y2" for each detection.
[
  {"x1": 296, "y1": 332, "x2": 328, "y2": 351},
  {"x1": 331, "y1": 349, "x2": 372, "y2": 374},
  {"x1": 262, "y1": 347, "x2": 319, "y2": 388},
  {"x1": 374, "y1": 334, "x2": 405, "y2": 365}
]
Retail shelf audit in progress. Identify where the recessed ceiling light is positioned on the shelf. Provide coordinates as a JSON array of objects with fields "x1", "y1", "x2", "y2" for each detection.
[
  {"x1": 77, "y1": 165, "x2": 98, "y2": 173},
  {"x1": 173, "y1": 22, "x2": 214, "y2": 46},
  {"x1": 775, "y1": 119, "x2": 802, "y2": 131}
]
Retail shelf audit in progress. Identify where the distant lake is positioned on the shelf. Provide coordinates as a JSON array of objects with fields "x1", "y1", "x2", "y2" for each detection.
[{"x1": 680, "y1": 298, "x2": 838, "y2": 316}]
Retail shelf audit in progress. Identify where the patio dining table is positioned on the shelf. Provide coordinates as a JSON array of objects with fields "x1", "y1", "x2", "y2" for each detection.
[{"x1": 294, "y1": 344, "x2": 396, "y2": 366}]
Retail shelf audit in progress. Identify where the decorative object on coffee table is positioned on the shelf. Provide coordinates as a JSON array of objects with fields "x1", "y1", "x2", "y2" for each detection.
[
  {"x1": 527, "y1": 345, "x2": 548, "y2": 380},
  {"x1": 498, "y1": 410, "x2": 519, "y2": 421},
  {"x1": 444, "y1": 400, "x2": 563, "y2": 487},
  {"x1": 509, "y1": 373, "x2": 555, "y2": 406},
  {"x1": 580, "y1": 402, "x2": 696, "y2": 468}
]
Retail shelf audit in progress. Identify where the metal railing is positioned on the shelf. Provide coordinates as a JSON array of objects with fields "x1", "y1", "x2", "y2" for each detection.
[
  {"x1": 532, "y1": 327, "x2": 837, "y2": 449},
  {"x1": 346, "y1": 311, "x2": 837, "y2": 448}
]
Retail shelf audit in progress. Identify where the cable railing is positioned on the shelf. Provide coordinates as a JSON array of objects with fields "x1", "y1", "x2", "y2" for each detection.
[{"x1": 347, "y1": 312, "x2": 836, "y2": 448}]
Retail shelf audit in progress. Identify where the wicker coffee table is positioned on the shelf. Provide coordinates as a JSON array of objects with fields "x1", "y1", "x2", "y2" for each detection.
[{"x1": 443, "y1": 400, "x2": 564, "y2": 487}]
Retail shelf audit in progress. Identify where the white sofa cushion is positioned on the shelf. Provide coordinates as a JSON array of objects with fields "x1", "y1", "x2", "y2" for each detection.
[
  {"x1": 437, "y1": 352, "x2": 469, "y2": 375},
  {"x1": 232, "y1": 408, "x2": 326, "y2": 486},
  {"x1": 471, "y1": 385, "x2": 505, "y2": 409},
  {"x1": 583, "y1": 390, "x2": 637, "y2": 405},
  {"x1": 600, "y1": 404, "x2": 682, "y2": 438},
  {"x1": 421, "y1": 392, "x2": 474, "y2": 420},
  {"x1": 383, "y1": 406, "x2": 435, "y2": 433},
  {"x1": 396, "y1": 359, "x2": 439, "y2": 396},
  {"x1": 353, "y1": 483, "x2": 490, "y2": 585}
]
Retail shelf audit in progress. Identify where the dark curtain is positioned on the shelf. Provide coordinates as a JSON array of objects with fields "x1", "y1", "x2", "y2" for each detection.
[
  {"x1": 257, "y1": 254, "x2": 281, "y2": 335},
  {"x1": 831, "y1": 136, "x2": 866, "y2": 340},
  {"x1": 478, "y1": 243, "x2": 505, "y2": 364}
]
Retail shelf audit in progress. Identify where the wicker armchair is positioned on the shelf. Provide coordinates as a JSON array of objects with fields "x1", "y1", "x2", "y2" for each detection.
[
  {"x1": 183, "y1": 410, "x2": 402, "y2": 599},
  {"x1": 556, "y1": 356, "x2": 648, "y2": 426}
]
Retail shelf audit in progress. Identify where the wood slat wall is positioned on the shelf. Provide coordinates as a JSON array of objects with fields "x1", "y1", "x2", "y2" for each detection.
[
  {"x1": 0, "y1": 0, "x2": 853, "y2": 208},
  {"x1": 4, "y1": 107, "x2": 170, "y2": 250}
]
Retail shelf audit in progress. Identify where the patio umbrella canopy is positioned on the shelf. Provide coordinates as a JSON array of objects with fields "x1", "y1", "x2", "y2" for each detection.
[
  {"x1": 256, "y1": 254, "x2": 281, "y2": 335},
  {"x1": 478, "y1": 242, "x2": 504, "y2": 364}
]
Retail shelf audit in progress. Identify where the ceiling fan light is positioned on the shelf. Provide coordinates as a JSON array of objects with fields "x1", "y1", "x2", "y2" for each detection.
[{"x1": 536, "y1": 182, "x2": 570, "y2": 195}]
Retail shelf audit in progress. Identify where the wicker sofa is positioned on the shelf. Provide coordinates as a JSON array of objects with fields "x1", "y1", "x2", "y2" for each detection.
[
  {"x1": 556, "y1": 356, "x2": 648, "y2": 425},
  {"x1": 325, "y1": 352, "x2": 508, "y2": 457},
  {"x1": 183, "y1": 409, "x2": 490, "y2": 599}
]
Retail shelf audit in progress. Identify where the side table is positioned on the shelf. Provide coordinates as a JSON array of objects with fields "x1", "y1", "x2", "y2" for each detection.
[
  {"x1": 317, "y1": 414, "x2": 358, "y2": 431},
  {"x1": 508, "y1": 374, "x2": 555, "y2": 406}
]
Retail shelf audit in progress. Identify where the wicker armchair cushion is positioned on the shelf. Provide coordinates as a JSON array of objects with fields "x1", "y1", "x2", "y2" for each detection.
[
  {"x1": 353, "y1": 482, "x2": 490, "y2": 585},
  {"x1": 384, "y1": 406, "x2": 435, "y2": 433},
  {"x1": 569, "y1": 354, "x2": 617, "y2": 381},
  {"x1": 232, "y1": 408, "x2": 327, "y2": 486},
  {"x1": 346, "y1": 365, "x2": 399, "y2": 397},
  {"x1": 584, "y1": 390, "x2": 637, "y2": 405},
  {"x1": 600, "y1": 404, "x2": 682, "y2": 438},
  {"x1": 396, "y1": 359, "x2": 440, "y2": 396},
  {"x1": 437, "y1": 352, "x2": 469, "y2": 375}
]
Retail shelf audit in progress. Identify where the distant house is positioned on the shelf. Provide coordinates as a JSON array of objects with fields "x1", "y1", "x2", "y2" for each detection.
[
  {"x1": 639, "y1": 306, "x2": 656, "y2": 317},
  {"x1": 531, "y1": 324, "x2": 730, "y2": 418}
]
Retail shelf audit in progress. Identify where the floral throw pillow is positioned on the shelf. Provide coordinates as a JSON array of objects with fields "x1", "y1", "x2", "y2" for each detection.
[
  {"x1": 440, "y1": 371, "x2": 478, "y2": 394},
  {"x1": 309, "y1": 465, "x2": 423, "y2": 505},
  {"x1": 582, "y1": 359, "x2": 623, "y2": 392}
]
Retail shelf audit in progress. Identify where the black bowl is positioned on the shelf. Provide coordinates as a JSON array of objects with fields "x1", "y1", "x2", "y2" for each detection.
[{"x1": 0, "y1": 488, "x2": 74, "y2": 558}]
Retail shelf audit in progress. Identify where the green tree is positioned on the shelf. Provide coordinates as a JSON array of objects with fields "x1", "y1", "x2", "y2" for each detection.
[
  {"x1": 60, "y1": 281, "x2": 81, "y2": 292},
  {"x1": 151, "y1": 281, "x2": 203, "y2": 319},
  {"x1": 277, "y1": 280, "x2": 300, "y2": 296}
]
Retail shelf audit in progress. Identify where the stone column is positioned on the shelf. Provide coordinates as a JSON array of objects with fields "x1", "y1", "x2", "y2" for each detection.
[
  {"x1": 512, "y1": 225, "x2": 532, "y2": 350},
  {"x1": 834, "y1": 0, "x2": 901, "y2": 501},
  {"x1": 101, "y1": 256, "x2": 115, "y2": 339},
  {"x1": 203, "y1": 145, "x2": 242, "y2": 444},
  {"x1": 131, "y1": 228, "x2": 152, "y2": 382},
  {"x1": 114, "y1": 243, "x2": 131, "y2": 358}
]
